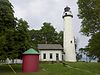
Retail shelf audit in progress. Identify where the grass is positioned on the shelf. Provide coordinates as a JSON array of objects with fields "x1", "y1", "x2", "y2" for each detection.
[{"x1": 0, "y1": 62, "x2": 100, "y2": 75}]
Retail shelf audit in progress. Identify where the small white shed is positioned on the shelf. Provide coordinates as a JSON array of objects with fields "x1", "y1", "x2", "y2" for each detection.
[{"x1": 38, "y1": 44, "x2": 63, "y2": 61}]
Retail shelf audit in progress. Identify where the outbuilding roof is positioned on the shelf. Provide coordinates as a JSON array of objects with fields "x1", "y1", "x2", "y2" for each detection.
[
  {"x1": 38, "y1": 44, "x2": 63, "y2": 50},
  {"x1": 23, "y1": 48, "x2": 39, "y2": 54}
]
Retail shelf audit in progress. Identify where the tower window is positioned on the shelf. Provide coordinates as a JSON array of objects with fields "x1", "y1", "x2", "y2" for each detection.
[{"x1": 70, "y1": 41, "x2": 72, "y2": 43}]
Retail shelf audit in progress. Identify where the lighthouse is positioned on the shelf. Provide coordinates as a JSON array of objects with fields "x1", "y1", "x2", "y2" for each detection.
[{"x1": 62, "y1": 6, "x2": 76, "y2": 62}]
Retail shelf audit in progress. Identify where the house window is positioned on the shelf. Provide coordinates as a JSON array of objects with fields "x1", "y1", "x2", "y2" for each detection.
[
  {"x1": 43, "y1": 53, "x2": 46, "y2": 59},
  {"x1": 56, "y1": 53, "x2": 59, "y2": 60},
  {"x1": 50, "y1": 53, "x2": 53, "y2": 59}
]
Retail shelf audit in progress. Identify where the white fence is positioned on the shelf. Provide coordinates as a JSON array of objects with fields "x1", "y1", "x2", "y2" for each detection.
[{"x1": 0, "y1": 58, "x2": 22, "y2": 64}]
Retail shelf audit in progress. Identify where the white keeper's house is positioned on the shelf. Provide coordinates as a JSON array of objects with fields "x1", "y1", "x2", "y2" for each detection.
[{"x1": 38, "y1": 44, "x2": 63, "y2": 61}]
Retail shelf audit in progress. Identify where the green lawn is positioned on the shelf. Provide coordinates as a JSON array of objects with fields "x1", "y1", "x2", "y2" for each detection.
[{"x1": 0, "y1": 62, "x2": 100, "y2": 75}]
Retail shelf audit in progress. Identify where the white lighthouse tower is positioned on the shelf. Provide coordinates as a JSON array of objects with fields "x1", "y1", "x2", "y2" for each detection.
[{"x1": 62, "y1": 6, "x2": 76, "y2": 62}]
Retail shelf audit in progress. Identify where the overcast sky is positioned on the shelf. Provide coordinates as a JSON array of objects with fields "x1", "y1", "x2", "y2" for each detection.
[{"x1": 10, "y1": 0, "x2": 89, "y2": 50}]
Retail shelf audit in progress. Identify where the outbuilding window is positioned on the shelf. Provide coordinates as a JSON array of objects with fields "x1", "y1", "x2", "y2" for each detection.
[
  {"x1": 43, "y1": 53, "x2": 46, "y2": 59},
  {"x1": 56, "y1": 53, "x2": 59, "y2": 60},
  {"x1": 50, "y1": 53, "x2": 53, "y2": 59}
]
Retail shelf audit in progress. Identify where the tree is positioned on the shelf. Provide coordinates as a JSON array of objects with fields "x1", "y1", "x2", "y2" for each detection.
[
  {"x1": 0, "y1": 0, "x2": 16, "y2": 60},
  {"x1": 29, "y1": 29, "x2": 43, "y2": 49},
  {"x1": 57, "y1": 31, "x2": 63, "y2": 46},
  {"x1": 74, "y1": 38, "x2": 82, "y2": 61},
  {"x1": 40, "y1": 22, "x2": 58, "y2": 44},
  {"x1": 15, "y1": 18, "x2": 33, "y2": 58},
  {"x1": 87, "y1": 32, "x2": 100, "y2": 62},
  {"x1": 0, "y1": 0, "x2": 33, "y2": 60},
  {"x1": 79, "y1": 47, "x2": 97, "y2": 62},
  {"x1": 0, "y1": 0, "x2": 16, "y2": 31},
  {"x1": 78, "y1": 0, "x2": 100, "y2": 62},
  {"x1": 0, "y1": 34, "x2": 6, "y2": 60},
  {"x1": 77, "y1": 0, "x2": 100, "y2": 36},
  {"x1": 79, "y1": 48, "x2": 89, "y2": 62},
  {"x1": 76, "y1": 52, "x2": 82, "y2": 62},
  {"x1": 30, "y1": 22, "x2": 63, "y2": 48}
]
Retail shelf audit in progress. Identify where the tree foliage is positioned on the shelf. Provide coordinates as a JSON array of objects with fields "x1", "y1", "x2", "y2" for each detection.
[
  {"x1": 40, "y1": 22, "x2": 58, "y2": 44},
  {"x1": 57, "y1": 31, "x2": 63, "y2": 46},
  {"x1": 0, "y1": 0, "x2": 16, "y2": 60},
  {"x1": 0, "y1": 0, "x2": 32, "y2": 60},
  {"x1": 78, "y1": 0, "x2": 100, "y2": 62},
  {"x1": 0, "y1": 0, "x2": 16, "y2": 30},
  {"x1": 77, "y1": 0, "x2": 100, "y2": 36},
  {"x1": 15, "y1": 18, "x2": 32, "y2": 58},
  {"x1": 87, "y1": 32, "x2": 100, "y2": 61},
  {"x1": 30, "y1": 22, "x2": 63, "y2": 48}
]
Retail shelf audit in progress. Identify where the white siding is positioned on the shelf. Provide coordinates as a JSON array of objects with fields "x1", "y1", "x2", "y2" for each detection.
[{"x1": 39, "y1": 50, "x2": 62, "y2": 61}]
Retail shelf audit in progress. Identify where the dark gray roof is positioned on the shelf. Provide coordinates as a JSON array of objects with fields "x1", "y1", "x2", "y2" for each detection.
[{"x1": 38, "y1": 44, "x2": 63, "y2": 50}]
